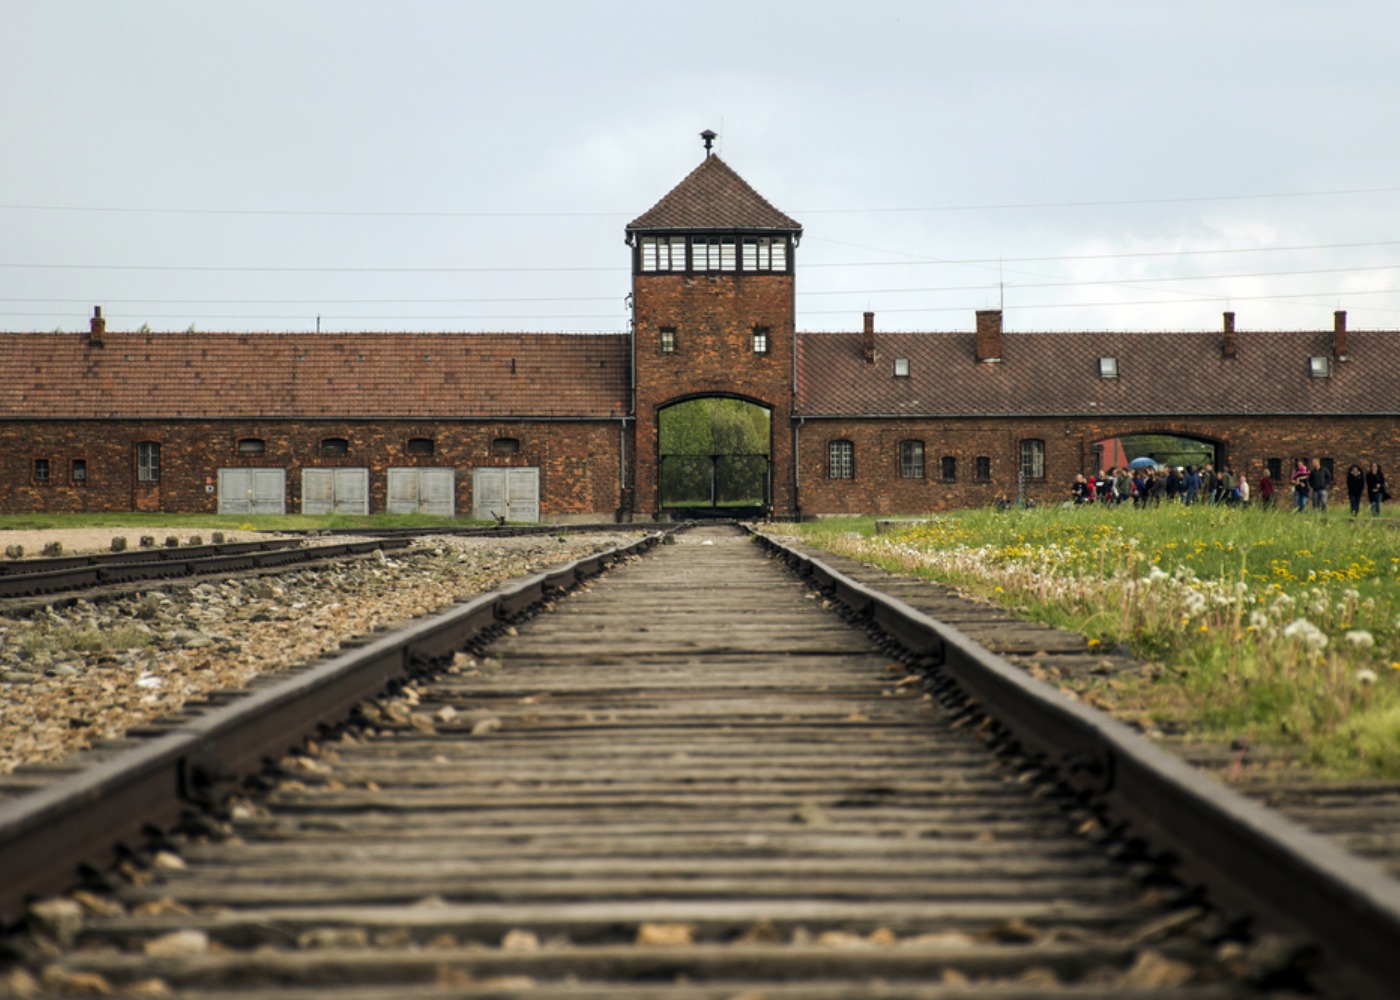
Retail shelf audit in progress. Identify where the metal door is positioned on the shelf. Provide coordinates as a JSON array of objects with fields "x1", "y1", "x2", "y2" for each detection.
[
  {"x1": 386, "y1": 468, "x2": 455, "y2": 516},
  {"x1": 472, "y1": 467, "x2": 540, "y2": 522},
  {"x1": 301, "y1": 468, "x2": 369, "y2": 514},
  {"x1": 217, "y1": 468, "x2": 286, "y2": 515}
]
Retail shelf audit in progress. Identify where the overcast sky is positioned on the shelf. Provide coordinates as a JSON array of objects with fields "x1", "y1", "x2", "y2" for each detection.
[{"x1": 4, "y1": 1, "x2": 1399, "y2": 336}]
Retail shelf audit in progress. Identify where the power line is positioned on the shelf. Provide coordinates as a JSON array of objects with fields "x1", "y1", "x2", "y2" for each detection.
[
  {"x1": 2, "y1": 184, "x2": 1397, "y2": 219},
  {"x1": 3, "y1": 239, "x2": 1398, "y2": 275}
]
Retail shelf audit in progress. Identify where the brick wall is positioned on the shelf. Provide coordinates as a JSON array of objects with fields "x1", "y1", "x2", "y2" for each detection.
[
  {"x1": 0, "y1": 419, "x2": 623, "y2": 518},
  {"x1": 796, "y1": 415, "x2": 1398, "y2": 514},
  {"x1": 631, "y1": 271, "x2": 797, "y2": 516}
]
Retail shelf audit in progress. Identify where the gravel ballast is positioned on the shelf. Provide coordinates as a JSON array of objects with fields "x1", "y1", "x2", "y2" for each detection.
[{"x1": 0, "y1": 532, "x2": 643, "y2": 777}]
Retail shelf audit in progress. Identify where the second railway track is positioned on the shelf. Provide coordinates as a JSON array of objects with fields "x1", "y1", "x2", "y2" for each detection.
[{"x1": 6, "y1": 524, "x2": 1360, "y2": 998}]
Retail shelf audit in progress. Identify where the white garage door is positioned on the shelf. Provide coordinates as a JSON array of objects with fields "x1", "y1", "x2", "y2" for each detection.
[
  {"x1": 302, "y1": 468, "x2": 370, "y2": 515},
  {"x1": 473, "y1": 467, "x2": 540, "y2": 523},
  {"x1": 386, "y1": 467, "x2": 455, "y2": 516},
  {"x1": 217, "y1": 468, "x2": 286, "y2": 515}
]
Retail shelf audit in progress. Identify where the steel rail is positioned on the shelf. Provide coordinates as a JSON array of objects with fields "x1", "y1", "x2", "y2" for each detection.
[
  {"x1": 0, "y1": 531, "x2": 662, "y2": 925},
  {"x1": 0, "y1": 538, "x2": 414, "y2": 598},
  {"x1": 753, "y1": 528, "x2": 1400, "y2": 1000}
]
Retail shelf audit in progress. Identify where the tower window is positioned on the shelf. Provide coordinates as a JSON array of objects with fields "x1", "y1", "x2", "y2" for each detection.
[
  {"x1": 691, "y1": 236, "x2": 736, "y2": 272},
  {"x1": 828, "y1": 440, "x2": 855, "y2": 480},
  {"x1": 639, "y1": 235, "x2": 685, "y2": 272},
  {"x1": 741, "y1": 236, "x2": 787, "y2": 272},
  {"x1": 660, "y1": 328, "x2": 677, "y2": 354},
  {"x1": 752, "y1": 328, "x2": 770, "y2": 355}
]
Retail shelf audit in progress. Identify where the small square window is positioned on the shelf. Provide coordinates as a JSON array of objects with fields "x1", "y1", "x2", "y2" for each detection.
[
  {"x1": 893, "y1": 358, "x2": 910, "y2": 377},
  {"x1": 71, "y1": 459, "x2": 87, "y2": 484},
  {"x1": 1309, "y1": 355, "x2": 1331, "y2": 377},
  {"x1": 1098, "y1": 357, "x2": 1118, "y2": 378},
  {"x1": 752, "y1": 328, "x2": 770, "y2": 354},
  {"x1": 33, "y1": 458, "x2": 50, "y2": 484},
  {"x1": 660, "y1": 328, "x2": 677, "y2": 354}
]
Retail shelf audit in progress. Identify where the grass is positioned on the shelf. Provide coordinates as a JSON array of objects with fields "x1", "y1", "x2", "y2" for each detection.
[
  {"x1": 0, "y1": 512, "x2": 491, "y2": 532},
  {"x1": 788, "y1": 504, "x2": 1400, "y2": 778}
]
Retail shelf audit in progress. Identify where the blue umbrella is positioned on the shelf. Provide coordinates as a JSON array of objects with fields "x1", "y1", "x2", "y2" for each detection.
[{"x1": 1127, "y1": 456, "x2": 1158, "y2": 470}]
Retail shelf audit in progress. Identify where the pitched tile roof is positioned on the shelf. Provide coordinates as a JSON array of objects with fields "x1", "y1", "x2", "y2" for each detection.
[
  {"x1": 626, "y1": 155, "x2": 802, "y2": 234},
  {"x1": 0, "y1": 332, "x2": 630, "y2": 420},
  {"x1": 797, "y1": 329, "x2": 1400, "y2": 417}
]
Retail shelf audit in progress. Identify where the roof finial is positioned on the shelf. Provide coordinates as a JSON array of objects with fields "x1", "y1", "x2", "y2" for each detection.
[{"x1": 700, "y1": 129, "x2": 717, "y2": 157}]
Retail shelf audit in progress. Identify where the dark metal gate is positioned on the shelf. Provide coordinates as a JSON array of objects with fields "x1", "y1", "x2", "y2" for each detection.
[{"x1": 659, "y1": 453, "x2": 770, "y2": 517}]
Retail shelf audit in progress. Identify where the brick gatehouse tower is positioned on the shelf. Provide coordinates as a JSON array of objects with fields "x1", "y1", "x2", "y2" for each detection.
[{"x1": 625, "y1": 137, "x2": 803, "y2": 518}]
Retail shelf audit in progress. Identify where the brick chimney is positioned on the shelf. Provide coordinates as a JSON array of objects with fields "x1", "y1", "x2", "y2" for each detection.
[
  {"x1": 862, "y1": 311, "x2": 876, "y2": 363},
  {"x1": 975, "y1": 309, "x2": 1002, "y2": 362},
  {"x1": 1222, "y1": 311, "x2": 1236, "y2": 359},
  {"x1": 1334, "y1": 310, "x2": 1349, "y2": 360},
  {"x1": 89, "y1": 306, "x2": 106, "y2": 346}
]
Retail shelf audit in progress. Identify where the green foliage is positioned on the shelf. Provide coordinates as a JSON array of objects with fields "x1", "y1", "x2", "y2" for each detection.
[
  {"x1": 1117, "y1": 433, "x2": 1214, "y2": 468},
  {"x1": 793, "y1": 504, "x2": 1400, "y2": 778},
  {"x1": 658, "y1": 399, "x2": 770, "y2": 507}
]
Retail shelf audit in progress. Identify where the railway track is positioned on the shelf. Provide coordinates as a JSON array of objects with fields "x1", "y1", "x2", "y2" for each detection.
[
  {"x1": 0, "y1": 536, "x2": 414, "y2": 602},
  {"x1": 3, "y1": 524, "x2": 1399, "y2": 996}
]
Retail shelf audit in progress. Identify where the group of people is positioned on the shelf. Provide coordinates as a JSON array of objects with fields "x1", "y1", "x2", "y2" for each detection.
[
  {"x1": 1070, "y1": 459, "x2": 1389, "y2": 516},
  {"x1": 1291, "y1": 458, "x2": 1391, "y2": 516}
]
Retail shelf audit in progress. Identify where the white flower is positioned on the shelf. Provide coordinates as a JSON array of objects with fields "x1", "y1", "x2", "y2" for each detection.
[
  {"x1": 1345, "y1": 630, "x2": 1376, "y2": 649},
  {"x1": 1282, "y1": 618, "x2": 1328, "y2": 650},
  {"x1": 1146, "y1": 566, "x2": 1169, "y2": 583},
  {"x1": 1248, "y1": 611, "x2": 1271, "y2": 630},
  {"x1": 1181, "y1": 590, "x2": 1208, "y2": 618},
  {"x1": 1357, "y1": 668, "x2": 1379, "y2": 685}
]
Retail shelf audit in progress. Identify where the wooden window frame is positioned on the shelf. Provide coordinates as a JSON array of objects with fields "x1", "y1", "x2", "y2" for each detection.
[
  {"x1": 899, "y1": 440, "x2": 924, "y2": 479},
  {"x1": 137, "y1": 442, "x2": 161, "y2": 484}
]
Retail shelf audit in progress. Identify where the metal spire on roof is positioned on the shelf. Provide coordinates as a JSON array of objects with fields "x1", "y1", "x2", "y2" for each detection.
[{"x1": 700, "y1": 129, "x2": 717, "y2": 157}]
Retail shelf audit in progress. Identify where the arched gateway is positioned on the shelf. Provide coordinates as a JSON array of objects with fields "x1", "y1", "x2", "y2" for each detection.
[{"x1": 657, "y1": 396, "x2": 772, "y2": 517}]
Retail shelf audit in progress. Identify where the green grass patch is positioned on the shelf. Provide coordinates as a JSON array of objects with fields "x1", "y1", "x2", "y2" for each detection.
[{"x1": 788, "y1": 505, "x2": 1400, "y2": 778}]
